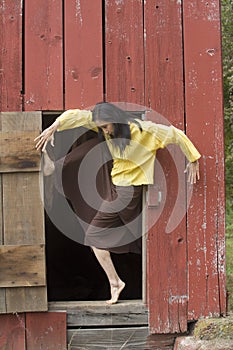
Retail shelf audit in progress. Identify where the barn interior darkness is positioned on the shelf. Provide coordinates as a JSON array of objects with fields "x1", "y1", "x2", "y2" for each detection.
[{"x1": 43, "y1": 114, "x2": 142, "y2": 302}]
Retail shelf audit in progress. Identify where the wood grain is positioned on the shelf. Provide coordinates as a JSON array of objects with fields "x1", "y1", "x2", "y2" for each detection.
[
  {"x1": 0, "y1": 172, "x2": 6, "y2": 313},
  {"x1": 0, "y1": 0, "x2": 23, "y2": 111},
  {"x1": 144, "y1": 0, "x2": 187, "y2": 333},
  {"x1": 0, "y1": 314, "x2": 26, "y2": 349},
  {"x1": 26, "y1": 312, "x2": 67, "y2": 350},
  {"x1": 64, "y1": 0, "x2": 103, "y2": 109},
  {"x1": 0, "y1": 244, "x2": 46, "y2": 288},
  {"x1": 183, "y1": 0, "x2": 226, "y2": 319},
  {"x1": 0, "y1": 112, "x2": 47, "y2": 313},
  {"x1": 49, "y1": 300, "x2": 148, "y2": 327},
  {"x1": 0, "y1": 130, "x2": 40, "y2": 172},
  {"x1": 24, "y1": 0, "x2": 63, "y2": 110},
  {"x1": 105, "y1": 0, "x2": 145, "y2": 105},
  {"x1": 68, "y1": 327, "x2": 175, "y2": 350}
]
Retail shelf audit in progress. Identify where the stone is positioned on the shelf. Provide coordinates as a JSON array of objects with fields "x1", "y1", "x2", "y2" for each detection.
[{"x1": 174, "y1": 314, "x2": 233, "y2": 350}]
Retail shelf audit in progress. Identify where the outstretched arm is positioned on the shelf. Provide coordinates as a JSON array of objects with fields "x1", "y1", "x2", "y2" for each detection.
[
  {"x1": 162, "y1": 125, "x2": 201, "y2": 184},
  {"x1": 142, "y1": 121, "x2": 201, "y2": 184},
  {"x1": 34, "y1": 119, "x2": 60, "y2": 151},
  {"x1": 34, "y1": 108, "x2": 97, "y2": 151}
]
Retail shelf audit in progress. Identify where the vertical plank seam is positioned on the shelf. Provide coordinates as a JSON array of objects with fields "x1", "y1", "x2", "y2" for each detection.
[
  {"x1": 62, "y1": 0, "x2": 65, "y2": 110},
  {"x1": 180, "y1": 0, "x2": 189, "y2": 330},
  {"x1": 0, "y1": 174, "x2": 3, "y2": 245},
  {"x1": 102, "y1": 0, "x2": 106, "y2": 101},
  {"x1": 181, "y1": 1, "x2": 187, "y2": 134},
  {"x1": 215, "y1": 125, "x2": 226, "y2": 316},
  {"x1": 142, "y1": 0, "x2": 146, "y2": 108},
  {"x1": 215, "y1": 156, "x2": 223, "y2": 315},
  {"x1": 16, "y1": 313, "x2": 27, "y2": 345},
  {"x1": 21, "y1": 0, "x2": 25, "y2": 110},
  {"x1": 0, "y1": 173, "x2": 7, "y2": 313},
  {"x1": 214, "y1": 17, "x2": 226, "y2": 314}
]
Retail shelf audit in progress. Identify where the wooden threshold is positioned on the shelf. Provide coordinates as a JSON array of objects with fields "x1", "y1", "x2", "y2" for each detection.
[
  {"x1": 49, "y1": 300, "x2": 148, "y2": 327},
  {"x1": 49, "y1": 301, "x2": 178, "y2": 349}
]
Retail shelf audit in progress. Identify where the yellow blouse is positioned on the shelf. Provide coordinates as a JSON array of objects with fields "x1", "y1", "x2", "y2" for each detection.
[{"x1": 57, "y1": 109, "x2": 201, "y2": 186}]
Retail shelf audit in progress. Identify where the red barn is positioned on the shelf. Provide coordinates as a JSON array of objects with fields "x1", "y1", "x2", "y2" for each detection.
[{"x1": 0, "y1": 1, "x2": 225, "y2": 348}]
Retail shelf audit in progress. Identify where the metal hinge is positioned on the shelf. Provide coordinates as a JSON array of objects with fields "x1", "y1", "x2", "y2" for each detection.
[{"x1": 147, "y1": 184, "x2": 162, "y2": 207}]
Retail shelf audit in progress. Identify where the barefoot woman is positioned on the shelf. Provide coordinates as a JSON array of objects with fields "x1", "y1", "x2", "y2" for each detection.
[{"x1": 35, "y1": 102, "x2": 200, "y2": 304}]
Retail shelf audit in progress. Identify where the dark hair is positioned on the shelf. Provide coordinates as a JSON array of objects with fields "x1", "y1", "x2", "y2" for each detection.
[{"x1": 92, "y1": 102, "x2": 141, "y2": 154}]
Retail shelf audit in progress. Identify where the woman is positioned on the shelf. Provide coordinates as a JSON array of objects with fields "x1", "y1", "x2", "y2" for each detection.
[{"x1": 35, "y1": 102, "x2": 201, "y2": 304}]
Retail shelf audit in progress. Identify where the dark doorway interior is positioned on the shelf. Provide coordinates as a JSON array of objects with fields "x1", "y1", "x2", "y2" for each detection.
[
  {"x1": 43, "y1": 114, "x2": 142, "y2": 302},
  {"x1": 46, "y1": 215, "x2": 142, "y2": 301}
]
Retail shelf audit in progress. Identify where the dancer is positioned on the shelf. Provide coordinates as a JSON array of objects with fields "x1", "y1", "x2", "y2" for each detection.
[{"x1": 35, "y1": 102, "x2": 200, "y2": 304}]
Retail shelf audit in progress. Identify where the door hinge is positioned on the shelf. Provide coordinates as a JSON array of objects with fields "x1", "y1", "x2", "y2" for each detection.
[{"x1": 147, "y1": 184, "x2": 162, "y2": 207}]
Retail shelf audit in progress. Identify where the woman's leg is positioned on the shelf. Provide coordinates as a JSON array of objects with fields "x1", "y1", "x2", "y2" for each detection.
[{"x1": 92, "y1": 247, "x2": 125, "y2": 304}]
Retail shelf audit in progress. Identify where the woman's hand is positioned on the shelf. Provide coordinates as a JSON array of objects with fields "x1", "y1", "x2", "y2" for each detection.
[
  {"x1": 34, "y1": 120, "x2": 60, "y2": 151},
  {"x1": 184, "y1": 160, "x2": 200, "y2": 184}
]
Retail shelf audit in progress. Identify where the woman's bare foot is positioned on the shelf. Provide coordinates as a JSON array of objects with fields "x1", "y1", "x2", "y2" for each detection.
[
  {"x1": 43, "y1": 150, "x2": 55, "y2": 176},
  {"x1": 106, "y1": 281, "x2": 125, "y2": 305}
]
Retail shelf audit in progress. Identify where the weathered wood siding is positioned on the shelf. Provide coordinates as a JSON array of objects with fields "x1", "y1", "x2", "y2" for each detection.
[
  {"x1": 24, "y1": 0, "x2": 63, "y2": 110},
  {"x1": 0, "y1": 0, "x2": 23, "y2": 111},
  {"x1": 0, "y1": 312, "x2": 66, "y2": 350},
  {"x1": 0, "y1": 112, "x2": 47, "y2": 314},
  {"x1": 0, "y1": 0, "x2": 225, "y2": 335},
  {"x1": 144, "y1": 0, "x2": 188, "y2": 333},
  {"x1": 64, "y1": 0, "x2": 103, "y2": 109},
  {"x1": 105, "y1": 0, "x2": 145, "y2": 104},
  {"x1": 183, "y1": 0, "x2": 225, "y2": 320}
]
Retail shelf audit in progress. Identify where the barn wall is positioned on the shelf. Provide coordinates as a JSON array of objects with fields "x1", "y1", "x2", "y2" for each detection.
[
  {"x1": 144, "y1": 0, "x2": 188, "y2": 333},
  {"x1": 0, "y1": 0, "x2": 23, "y2": 111},
  {"x1": 0, "y1": 0, "x2": 225, "y2": 337},
  {"x1": 183, "y1": 0, "x2": 226, "y2": 319}
]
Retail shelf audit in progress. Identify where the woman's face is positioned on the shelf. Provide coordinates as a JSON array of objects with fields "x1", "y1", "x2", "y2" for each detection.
[{"x1": 96, "y1": 120, "x2": 114, "y2": 137}]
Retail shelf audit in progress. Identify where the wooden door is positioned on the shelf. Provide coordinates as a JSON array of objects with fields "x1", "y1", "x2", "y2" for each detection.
[
  {"x1": 0, "y1": 112, "x2": 47, "y2": 313},
  {"x1": 145, "y1": 0, "x2": 225, "y2": 333},
  {"x1": 183, "y1": 0, "x2": 226, "y2": 320},
  {"x1": 145, "y1": 0, "x2": 188, "y2": 333}
]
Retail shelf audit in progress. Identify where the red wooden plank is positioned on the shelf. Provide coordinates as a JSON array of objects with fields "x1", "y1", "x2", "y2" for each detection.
[
  {"x1": 144, "y1": 0, "x2": 187, "y2": 333},
  {"x1": 105, "y1": 0, "x2": 144, "y2": 105},
  {"x1": 24, "y1": 0, "x2": 63, "y2": 111},
  {"x1": 0, "y1": 0, "x2": 23, "y2": 111},
  {"x1": 0, "y1": 313, "x2": 25, "y2": 350},
  {"x1": 64, "y1": 0, "x2": 103, "y2": 109},
  {"x1": 183, "y1": 0, "x2": 226, "y2": 319},
  {"x1": 26, "y1": 312, "x2": 66, "y2": 350}
]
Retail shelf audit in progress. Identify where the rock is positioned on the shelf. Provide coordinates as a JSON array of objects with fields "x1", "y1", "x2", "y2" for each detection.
[
  {"x1": 174, "y1": 336, "x2": 233, "y2": 350},
  {"x1": 193, "y1": 315, "x2": 233, "y2": 340},
  {"x1": 174, "y1": 314, "x2": 233, "y2": 350}
]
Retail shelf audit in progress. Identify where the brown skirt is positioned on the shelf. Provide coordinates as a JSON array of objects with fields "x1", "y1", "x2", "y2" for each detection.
[
  {"x1": 85, "y1": 184, "x2": 142, "y2": 253},
  {"x1": 53, "y1": 134, "x2": 142, "y2": 254}
]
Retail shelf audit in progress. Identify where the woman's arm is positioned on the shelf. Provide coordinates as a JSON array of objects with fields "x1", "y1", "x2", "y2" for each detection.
[
  {"x1": 57, "y1": 109, "x2": 95, "y2": 131},
  {"x1": 158, "y1": 125, "x2": 201, "y2": 184},
  {"x1": 157, "y1": 124, "x2": 201, "y2": 184},
  {"x1": 34, "y1": 109, "x2": 97, "y2": 151},
  {"x1": 141, "y1": 120, "x2": 201, "y2": 184},
  {"x1": 34, "y1": 119, "x2": 60, "y2": 151}
]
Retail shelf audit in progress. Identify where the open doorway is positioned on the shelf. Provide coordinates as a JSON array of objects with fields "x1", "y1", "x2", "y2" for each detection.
[{"x1": 43, "y1": 113, "x2": 143, "y2": 302}]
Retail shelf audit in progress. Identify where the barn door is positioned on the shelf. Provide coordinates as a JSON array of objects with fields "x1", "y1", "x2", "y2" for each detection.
[
  {"x1": 146, "y1": 129, "x2": 188, "y2": 334},
  {"x1": 145, "y1": 0, "x2": 225, "y2": 334},
  {"x1": 0, "y1": 112, "x2": 47, "y2": 313},
  {"x1": 144, "y1": 0, "x2": 188, "y2": 333}
]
